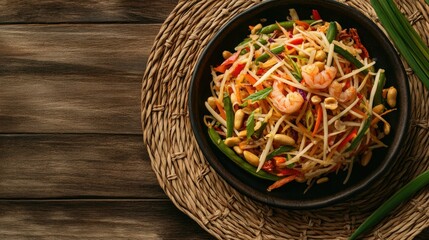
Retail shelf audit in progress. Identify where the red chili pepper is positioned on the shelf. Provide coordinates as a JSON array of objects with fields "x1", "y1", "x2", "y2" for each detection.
[
  {"x1": 213, "y1": 51, "x2": 239, "y2": 73},
  {"x1": 350, "y1": 28, "x2": 369, "y2": 59},
  {"x1": 273, "y1": 156, "x2": 286, "y2": 165},
  {"x1": 295, "y1": 20, "x2": 310, "y2": 29},
  {"x1": 262, "y1": 159, "x2": 276, "y2": 173},
  {"x1": 290, "y1": 38, "x2": 304, "y2": 45},
  {"x1": 312, "y1": 9, "x2": 322, "y2": 20},
  {"x1": 267, "y1": 175, "x2": 296, "y2": 192},
  {"x1": 231, "y1": 63, "x2": 245, "y2": 77},
  {"x1": 337, "y1": 128, "x2": 358, "y2": 151},
  {"x1": 256, "y1": 68, "x2": 266, "y2": 75},
  {"x1": 276, "y1": 168, "x2": 301, "y2": 177},
  {"x1": 244, "y1": 73, "x2": 264, "y2": 91},
  {"x1": 286, "y1": 37, "x2": 304, "y2": 50}
]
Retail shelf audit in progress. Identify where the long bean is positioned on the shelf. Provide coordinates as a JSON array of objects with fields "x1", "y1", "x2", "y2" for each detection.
[
  {"x1": 334, "y1": 45, "x2": 368, "y2": 75},
  {"x1": 255, "y1": 45, "x2": 285, "y2": 63},
  {"x1": 349, "y1": 169, "x2": 429, "y2": 239},
  {"x1": 237, "y1": 38, "x2": 268, "y2": 49},
  {"x1": 223, "y1": 94, "x2": 234, "y2": 138},
  {"x1": 238, "y1": 38, "x2": 268, "y2": 55},
  {"x1": 208, "y1": 127, "x2": 280, "y2": 181},
  {"x1": 259, "y1": 20, "x2": 315, "y2": 34},
  {"x1": 326, "y1": 21, "x2": 337, "y2": 43}
]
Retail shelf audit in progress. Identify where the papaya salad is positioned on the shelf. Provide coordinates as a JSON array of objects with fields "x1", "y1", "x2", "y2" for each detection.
[{"x1": 204, "y1": 9, "x2": 397, "y2": 192}]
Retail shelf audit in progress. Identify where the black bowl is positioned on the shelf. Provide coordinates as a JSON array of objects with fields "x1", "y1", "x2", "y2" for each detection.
[{"x1": 189, "y1": 0, "x2": 410, "y2": 209}]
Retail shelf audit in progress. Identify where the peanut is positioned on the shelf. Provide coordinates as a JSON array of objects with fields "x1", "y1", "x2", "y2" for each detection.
[
  {"x1": 222, "y1": 50, "x2": 232, "y2": 59},
  {"x1": 233, "y1": 146, "x2": 243, "y2": 155},
  {"x1": 273, "y1": 134, "x2": 295, "y2": 146},
  {"x1": 243, "y1": 151, "x2": 259, "y2": 167},
  {"x1": 224, "y1": 137, "x2": 240, "y2": 147},
  {"x1": 234, "y1": 109, "x2": 245, "y2": 130},
  {"x1": 324, "y1": 97, "x2": 338, "y2": 110},
  {"x1": 315, "y1": 50, "x2": 326, "y2": 61},
  {"x1": 387, "y1": 86, "x2": 397, "y2": 108}
]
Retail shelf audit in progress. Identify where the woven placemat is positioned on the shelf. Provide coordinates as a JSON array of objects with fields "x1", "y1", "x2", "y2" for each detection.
[{"x1": 141, "y1": 0, "x2": 429, "y2": 239}]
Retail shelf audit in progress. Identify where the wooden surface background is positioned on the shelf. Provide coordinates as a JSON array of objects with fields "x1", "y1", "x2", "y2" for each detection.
[
  {"x1": 0, "y1": 0, "x2": 426, "y2": 239},
  {"x1": 0, "y1": 0, "x2": 213, "y2": 239}
]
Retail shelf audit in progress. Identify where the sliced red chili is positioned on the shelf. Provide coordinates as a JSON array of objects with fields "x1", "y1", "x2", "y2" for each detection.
[
  {"x1": 231, "y1": 63, "x2": 245, "y2": 77},
  {"x1": 312, "y1": 9, "x2": 322, "y2": 20},
  {"x1": 214, "y1": 51, "x2": 240, "y2": 73}
]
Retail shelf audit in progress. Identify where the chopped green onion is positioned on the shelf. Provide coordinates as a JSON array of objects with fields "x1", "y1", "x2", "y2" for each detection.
[{"x1": 306, "y1": 109, "x2": 314, "y2": 131}]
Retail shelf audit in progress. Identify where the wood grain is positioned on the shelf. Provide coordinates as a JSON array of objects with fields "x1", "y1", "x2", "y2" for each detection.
[
  {"x1": 0, "y1": 24, "x2": 159, "y2": 134},
  {"x1": 0, "y1": 134, "x2": 165, "y2": 199},
  {"x1": 0, "y1": 200, "x2": 214, "y2": 240},
  {"x1": 0, "y1": 1, "x2": 424, "y2": 239},
  {"x1": 0, "y1": 0, "x2": 178, "y2": 24}
]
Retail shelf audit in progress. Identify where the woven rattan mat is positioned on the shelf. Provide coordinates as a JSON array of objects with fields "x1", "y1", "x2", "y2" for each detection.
[{"x1": 141, "y1": 0, "x2": 429, "y2": 239}]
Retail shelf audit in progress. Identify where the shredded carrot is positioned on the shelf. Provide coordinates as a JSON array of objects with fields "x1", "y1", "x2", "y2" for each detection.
[
  {"x1": 295, "y1": 20, "x2": 310, "y2": 29},
  {"x1": 309, "y1": 144, "x2": 319, "y2": 156},
  {"x1": 235, "y1": 84, "x2": 242, "y2": 104},
  {"x1": 214, "y1": 51, "x2": 239, "y2": 73},
  {"x1": 215, "y1": 100, "x2": 226, "y2": 120},
  {"x1": 351, "y1": 107, "x2": 367, "y2": 118},
  {"x1": 259, "y1": 100, "x2": 269, "y2": 114},
  {"x1": 244, "y1": 74, "x2": 263, "y2": 91},
  {"x1": 267, "y1": 175, "x2": 296, "y2": 192},
  {"x1": 273, "y1": 156, "x2": 286, "y2": 164},
  {"x1": 337, "y1": 128, "x2": 358, "y2": 151},
  {"x1": 243, "y1": 85, "x2": 255, "y2": 95},
  {"x1": 312, "y1": 104, "x2": 322, "y2": 137}
]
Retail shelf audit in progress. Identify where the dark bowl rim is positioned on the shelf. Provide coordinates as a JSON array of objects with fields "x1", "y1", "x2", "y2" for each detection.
[{"x1": 188, "y1": 0, "x2": 410, "y2": 209}]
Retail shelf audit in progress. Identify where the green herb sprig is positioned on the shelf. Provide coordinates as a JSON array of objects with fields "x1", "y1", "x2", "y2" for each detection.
[
  {"x1": 371, "y1": 0, "x2": 429, "y2": 89},
  {"x1": 349, "y1": 169, "x2": 429, "y2": 239}
]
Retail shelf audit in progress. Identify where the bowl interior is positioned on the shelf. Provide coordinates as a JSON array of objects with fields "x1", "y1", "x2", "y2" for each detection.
[{"x1": 189, "y1": 0, "x2": 410, "y2": 209}]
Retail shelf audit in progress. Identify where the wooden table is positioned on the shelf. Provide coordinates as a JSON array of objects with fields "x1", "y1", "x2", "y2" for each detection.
[
  {"x1": 1, "y1": 1, "x2": 427, "y2": 239},
  {"x1": 0, "y1": 1, "x2": 213, "y2": 239}
]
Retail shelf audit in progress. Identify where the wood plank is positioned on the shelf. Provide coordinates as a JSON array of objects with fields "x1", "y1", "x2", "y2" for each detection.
[
  {"x1": 0, "y1": 0, "x2": 178, "y2": 24},
  {"x1": 0, "y1": 200, "x2": 214, "y2": 240},
  {"x1": 0, "y1": 24, "x2": 159, "y2": 134},
  {"x1": 0, "y1": 200, "x2": 427, "y2": 240},
  {"x1": 0, "y1": 134, "x2": 165, "y2": 199}
]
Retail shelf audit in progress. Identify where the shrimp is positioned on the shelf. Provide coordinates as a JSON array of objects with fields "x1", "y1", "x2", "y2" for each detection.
[
  {"x1": 329, "y1": 80, "x2": 357, "y2": 102},
  {"x1": 301, "y1": 64, "x2": 337, "y2": 89},
  {"x1": 270, "y1": 81, "x2": 304, "y2": 114}
]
